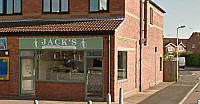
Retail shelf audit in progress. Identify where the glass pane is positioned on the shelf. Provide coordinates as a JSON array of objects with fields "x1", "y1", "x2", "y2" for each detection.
[
  {"x1": 52, "y1": 0, "x2": 60, "y2": 13},
  {"x1": 0, "y1": 0, "x2": 3, "y2": 14},
  {"x1": 61, "y1": 0, "x2": 68, "y2": 12},
  {"x1": 90, "y1": 0, "x2": 98, "y2": 12},
  {"x1": 6, "y1": 0, "x2": 13, "y2": 14},
  {"x1": 22, "y1": 59, "x2": 33, "y2": 77},
  {"x1": 118, "y1": 51, "x2": 127, "y2": 80},
  {"x1": 86, "y1": 51, "x2": 102, "y2": 57},
  {"x1": 22, "y1": 80, "x2": 33, "y2": 90},
  {"x1": 38, "y1": 50, "x2": 84, "y2": 81},
  {"x1": 20, "y1": 51, "x2": 34, "y2": 56},
  {"x1": 43, "y1": 0, "x2": 50, "y2": 12},
  {"x1": 14, "y1": 0, "x2": 21, "y2": 13},
  {"x1": 99, "y1": 0, "x2": 107, "y2": 11}
]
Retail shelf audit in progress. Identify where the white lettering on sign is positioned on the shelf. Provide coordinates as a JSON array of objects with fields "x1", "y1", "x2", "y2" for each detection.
[{"x1": 33, "y1": 38, "x2": 79, "y2": 49}]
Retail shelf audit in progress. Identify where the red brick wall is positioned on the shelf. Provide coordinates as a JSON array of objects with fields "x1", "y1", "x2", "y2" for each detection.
[
  {"x1": 112, "y1": 0, "x2": 164, "y2": 101},
  {"x1": 186, "y1": 32, "x2": 200, "y2": 53},
  {"x1": 0, "y1": 0, "x2": 125, "y2": 20},
  {"x1": 0, "y1": 36, "x2": 19, "y2": 97},
  {"x1": 35, "y1": 81, "x2": 85, "y2": 101}
]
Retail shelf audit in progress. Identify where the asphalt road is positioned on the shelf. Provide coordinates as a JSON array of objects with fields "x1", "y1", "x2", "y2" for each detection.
[{"x1": 138, "y1": 67, "x2": 198, "y2": 104}]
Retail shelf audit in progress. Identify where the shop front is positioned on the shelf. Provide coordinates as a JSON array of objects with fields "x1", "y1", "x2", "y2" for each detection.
[{"x1": 18, "y1": 37, "x2": 104, "y2": 101}]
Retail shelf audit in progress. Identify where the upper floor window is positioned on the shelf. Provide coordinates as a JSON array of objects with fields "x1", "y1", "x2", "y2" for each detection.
[
  {"x1": 168, "y1": 47, "x2": 173, "y2": 51},
  {"x1": 0, "y1": 0, "x2": 21, "y2": 15},
  {"x1": 178, "y1": 46, "x2": 183, "y2": 51},
  {"x1": 90, "y1": 0, "x2": 108, "y2": 12},
  {"x1": 43, "y1": 0, "x2": 69, "y2": 13},
  {"x1": 150, "y1": 7, "x2": 153, "y2": 24},
  {"x1": 192, "y1": 44, "x2": 195, "y2": 49}
]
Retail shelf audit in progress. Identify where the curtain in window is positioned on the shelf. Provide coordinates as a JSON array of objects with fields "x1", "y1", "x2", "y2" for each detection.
[{"x1": 99, "y1": 0, "x2": 107, "y2": 11}]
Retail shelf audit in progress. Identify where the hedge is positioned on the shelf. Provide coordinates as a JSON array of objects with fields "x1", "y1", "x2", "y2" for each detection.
[{"x1": 186, "y1": 53, "x2": 200, "y2": 67}]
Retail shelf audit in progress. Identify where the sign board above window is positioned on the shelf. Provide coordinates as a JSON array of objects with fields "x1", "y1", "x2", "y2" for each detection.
[{"x1": 19, "y1": 37, "x2": 103, "y2": 50}]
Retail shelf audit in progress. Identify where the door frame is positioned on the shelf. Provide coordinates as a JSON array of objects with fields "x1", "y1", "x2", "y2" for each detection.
[
  {"x1": 84, "y1": 50, "x2": 104, "y2": 101},
  {"x1": 19, "y1": 50, "x2": 37, "y2": 95}
]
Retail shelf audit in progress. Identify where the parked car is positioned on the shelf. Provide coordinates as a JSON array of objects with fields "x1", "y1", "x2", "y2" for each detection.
[{"x1": 174, "y1": 57, "x2": 186, "y2": 68}]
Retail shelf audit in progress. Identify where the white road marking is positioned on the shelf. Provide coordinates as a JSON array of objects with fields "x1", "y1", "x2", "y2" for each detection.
[{"x1": 178, "y1": 83, "x2": 199, "y2": 104}]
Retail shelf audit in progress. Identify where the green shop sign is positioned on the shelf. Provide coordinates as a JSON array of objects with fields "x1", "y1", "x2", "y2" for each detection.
[{"x1": 19, "y1": 37, "x2": 103, "y2": 50}]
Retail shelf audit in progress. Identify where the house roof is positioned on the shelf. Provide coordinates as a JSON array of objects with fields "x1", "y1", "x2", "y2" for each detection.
[
  {"x1": 149, "y1": 0, "x2": 166, "y2": 13},
  {"x1": 0, "y1": 18, "x2": 124, "y2": 33},
  {"x1": 164, "y1": 38, "x2": 188, "y2": 46}
]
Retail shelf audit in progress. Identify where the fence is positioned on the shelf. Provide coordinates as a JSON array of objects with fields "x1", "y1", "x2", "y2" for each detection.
[{"x1": 163, "y1": 61, "x2": 177, "y2": 82}]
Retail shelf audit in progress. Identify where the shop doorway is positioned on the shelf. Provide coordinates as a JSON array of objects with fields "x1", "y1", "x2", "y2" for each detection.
[
  {"x1": 20, "y1": 51, "x2": 36, "y2": 95},
  {"x1": 86, "y1": 52, "x2": 104, "y2": 101}
]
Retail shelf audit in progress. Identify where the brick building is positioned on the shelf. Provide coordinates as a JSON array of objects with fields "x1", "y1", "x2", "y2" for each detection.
[
  {"x1": 0, "y1": 0, "x2": 165, "y2": 101},
  {"x1": 186, "y1": 32, "x2": 200, "y2": 53},
  {"x1": 164, "y1": 38, "x2": 187, "y2": 60}
]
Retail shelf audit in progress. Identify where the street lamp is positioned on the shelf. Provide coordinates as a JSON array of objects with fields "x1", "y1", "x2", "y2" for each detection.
[{"x1": 176, "y1": 25, "x2": 185, "y2": 81}]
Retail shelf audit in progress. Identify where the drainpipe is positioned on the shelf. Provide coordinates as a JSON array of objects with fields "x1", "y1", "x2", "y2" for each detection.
[
  {"x1": 139, "y1": 0, "x2": 143, "y2": 92},
  {"x1": 108, "y1": 35, "x2": 111, "y2": 94}
]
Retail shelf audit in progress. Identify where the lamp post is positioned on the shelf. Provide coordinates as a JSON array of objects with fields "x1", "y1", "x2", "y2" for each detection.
[{"x1": 176, "y1": 25, "x2": 185, "y2": 81}]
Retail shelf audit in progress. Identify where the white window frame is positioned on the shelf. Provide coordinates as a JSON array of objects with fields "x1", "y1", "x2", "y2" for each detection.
[
  {"x1": 178, "y1": 46, "x2": 184, "y2": 51},
  {"x1": 168, "y1": 47, "x2": 173, "y2": 51},
  {"x1": 192, "y1": 44, "x2": 195, "y2": 49}
]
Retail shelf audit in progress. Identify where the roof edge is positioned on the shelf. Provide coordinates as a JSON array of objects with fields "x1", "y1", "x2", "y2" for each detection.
[
  {"x1": 149, "y1": 0, "x2": 166, "y2": 13},
  {"x1": 0, "y1": 16, "x2": 125, "y2": 23}
]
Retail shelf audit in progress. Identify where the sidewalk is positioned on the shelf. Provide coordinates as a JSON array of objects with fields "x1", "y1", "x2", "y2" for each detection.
[{"x1": 0, "y1": 68, "x2": 198, "y2": 104}]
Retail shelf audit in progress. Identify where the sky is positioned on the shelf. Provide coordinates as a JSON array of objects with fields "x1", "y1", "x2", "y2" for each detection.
[{"x1": 153, "y1": 0, "x2": 200, "y2": 39}]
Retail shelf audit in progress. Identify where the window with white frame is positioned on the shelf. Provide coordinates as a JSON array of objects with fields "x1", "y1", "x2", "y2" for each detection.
[
  {"x1": 192, "y1": 44, "x2": 195, "y2": 49},
  {"x1": 179, "y1": 46, "x2": 184, "y2": 51},
  {"x1": 168, "y1": 47, "x2": 173, "y2": 51}
]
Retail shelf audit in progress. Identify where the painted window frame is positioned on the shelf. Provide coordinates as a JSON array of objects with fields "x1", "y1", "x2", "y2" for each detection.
[
  {"x1": 178, "y1": 46, "x2": 184, "y2": 51},
  {"x1": 192, "y1": 44, "x2": 195, "y2": 49},
  {"x1": 0, "y1": 0, "x2": 22, "y2": 15},
  {"x1": 42, "y1": 0, "x2": 69, "y2": 14},
  {"x1": 117, "y1": 51, "x2": 127, "y2": 81},
  {"x1": 89, "y1": 0, "x2": 109, "y2": 13},
  {"x1": 168, "y1": 47, "x2": 173, "y2": 51}
]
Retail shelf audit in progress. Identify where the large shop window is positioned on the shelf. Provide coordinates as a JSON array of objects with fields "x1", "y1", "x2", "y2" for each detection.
[
  {"x1": 43, "y1": 0, "x2": 69, "y2": 13},
  {"x1": 37, "y1": 50, "x2": 84, "y2": 81},
  {"x1": 0, "y1": 0, "x2": 21, "y2": 15},
  {"x1": 118, "y1": 51, "x2": 127, "y2": 80},
  {"x1": 90, "y1": 0, "x2": 108, "y2": 12}
]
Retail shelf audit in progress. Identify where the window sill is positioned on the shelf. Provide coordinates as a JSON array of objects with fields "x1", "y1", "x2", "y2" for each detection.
[
  {"x1": 117, "y1": 79, "x2": 128, "y2": 83},
  {"x1": 42, "y1": 12, "x2": 69, "y2": 15},
  {"x1": 35, "y1": 79, "x2": 85, "y2": 83},
  {"x1": 0, "y1": 13, "x2": 22, "y2": 16},
  {"x1": 89, "y1": 11, "x2": 109, "y2": 13}
]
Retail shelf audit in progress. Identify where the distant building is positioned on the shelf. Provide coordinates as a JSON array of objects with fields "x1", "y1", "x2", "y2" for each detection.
[
  {"x1": 164, "y1": 38, "x2": 187, "y2": 60},
  {"x1": 186, "y1": 32, "x2": 200, "y2": 53}
]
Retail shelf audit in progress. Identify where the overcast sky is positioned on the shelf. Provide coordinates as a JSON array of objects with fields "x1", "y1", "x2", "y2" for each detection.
[{"x1": 153, "y1": 0, "x2": 200, "y2": 39}]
